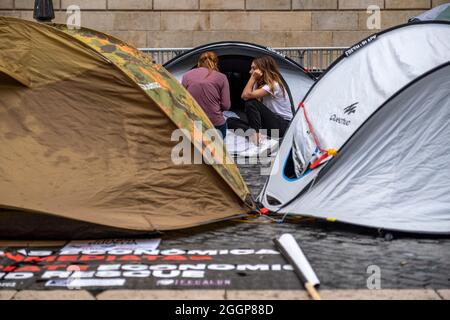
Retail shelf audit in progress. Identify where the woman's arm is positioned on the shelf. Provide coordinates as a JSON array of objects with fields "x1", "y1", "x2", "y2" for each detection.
[
  {"x1": 241, "y1": 70, "x2": 269, "y2": 101},
  {"x1": 181, "y1": 74, "x2": 188, "y2": 89}
]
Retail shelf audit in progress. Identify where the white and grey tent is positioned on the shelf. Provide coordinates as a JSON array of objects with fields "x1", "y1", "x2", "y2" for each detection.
[
  {"x1": 409, "y1": 3, "x2": 450, "y2": 22},
  {"x1": 164, "y1": 41, "x2": 315, "y2": 121},
  {"x1": 259, "y1": 22, "x2": 450, "y2": 234}
]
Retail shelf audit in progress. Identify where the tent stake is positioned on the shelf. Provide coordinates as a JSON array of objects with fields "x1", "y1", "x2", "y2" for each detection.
[
  {"x1": 274, "y1": 233, "x2": 322, "y2": 300},
  {"x1": 304, "y1": 282, "x2": 322, "y2": 301}
]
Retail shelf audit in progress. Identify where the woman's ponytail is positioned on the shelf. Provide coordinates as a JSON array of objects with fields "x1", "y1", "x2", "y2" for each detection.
[{"x1": 198, "y1": 51, "x2": 219, "y2": 77}]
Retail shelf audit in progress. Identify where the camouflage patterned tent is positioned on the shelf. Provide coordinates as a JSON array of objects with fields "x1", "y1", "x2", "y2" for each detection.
[{"x1": 0, "y1": 17, "x2": 254, "y2": 239}]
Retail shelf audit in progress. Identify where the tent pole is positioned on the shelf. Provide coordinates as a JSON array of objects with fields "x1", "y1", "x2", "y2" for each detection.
[{"x1": 274, "y1": 234, "x2": 322, "y2": 300}]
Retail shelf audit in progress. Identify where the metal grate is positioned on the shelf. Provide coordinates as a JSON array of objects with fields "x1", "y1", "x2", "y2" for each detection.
[
  {"x1": 140, "y1": 47, "x2": 347, "y2": 73},
  {"x1": 275, "y1": 47, "x2": 346, "y2": 73}
]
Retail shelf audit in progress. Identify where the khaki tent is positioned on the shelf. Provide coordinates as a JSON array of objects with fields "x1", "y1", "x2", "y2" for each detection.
[{"x1": 0, "y1": 17, "x2": 253, "y2": 238}]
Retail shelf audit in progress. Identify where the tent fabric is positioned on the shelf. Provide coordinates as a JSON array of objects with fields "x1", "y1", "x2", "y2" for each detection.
[
  {"x1": 163, "y1": 41, "x2": 315, "y2": 115},
  {"x1": 282, "y1": 63, "x2": 450, "y2": 234},
  {"x1": 437, "y1": 5, "x2": 450, "y2": 20},
  {"x1": 410, "y1": 3, "x2": 450, "y2": 22},
  {"x1": 292, "y1": 22, "x2": 450, "y2": 177},
  {"x1": 55, "y1": 26, "x2": 250, "y2": 202},
  {"x1": 0, "y1": 17, "x2": 253, "y2": 236},
  {"x1": 0, "y1": 209, "x2": 154, "y2": 240},
  {"x1": 259, "y1": 22, "x2": 450, "y2": 234}
]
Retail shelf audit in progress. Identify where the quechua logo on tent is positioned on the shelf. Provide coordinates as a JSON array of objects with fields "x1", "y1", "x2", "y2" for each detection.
[
  {"x1": 329, "y1": 102, "x2": 359, "y2": 126},
  {"x1": 344, "y1": 102, "x2": 358, "y2": 115}
]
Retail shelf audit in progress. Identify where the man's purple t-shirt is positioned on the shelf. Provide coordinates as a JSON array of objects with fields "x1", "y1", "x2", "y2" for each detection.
[{"x1": 182, "y1": 67, "x2": 231, "y2": 126}]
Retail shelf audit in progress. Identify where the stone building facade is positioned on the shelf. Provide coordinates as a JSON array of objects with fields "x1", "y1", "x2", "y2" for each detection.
[{"x1": 0, "y1": 0, "x2": 447, "y2": 48}]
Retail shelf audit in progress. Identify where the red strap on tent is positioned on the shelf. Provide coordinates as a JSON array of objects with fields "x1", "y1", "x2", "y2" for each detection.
[
  {"x1": 298, "y1": 102, "x2": 338, "y2": 169},
  {"x1": 310, "y1": 152, "x2": 330, "y2": 169},
  {"x1": 299, "y1": 102, "x2": 324, "y2": 153},
  {"x1": 310, "y1": 148, "x2": 338, "y2": 169}
]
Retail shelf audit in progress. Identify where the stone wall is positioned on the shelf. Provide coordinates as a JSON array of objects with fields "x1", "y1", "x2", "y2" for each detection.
[{"x1": 0, "y1": 0, "x2": 447, "y2": 48}]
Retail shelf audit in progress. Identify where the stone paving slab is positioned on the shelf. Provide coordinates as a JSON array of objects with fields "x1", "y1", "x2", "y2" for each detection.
[
  {"x1": 0, "y1": 241, "x2": 67, "y2": 247},
  {"x1": 12, "y1": 290, "x2": 95, "y2": 300},
  {"x1": 2, "y1": 289, "x2": 446, "y2": 300},
  {"x1": 319, "y1": 289, "x2": 442, "y2": 300},
  {"x1": 0, "y1": 290, "x2": 16, "y2": 300},
  {"x1": 437, "y1": 289, "x2": 450, "y2": 300},
  {"x1": 94, "y1": 289, "x2": 444, "y2": 300},
  {"x1": 231, "y1": 289, "x2": 444, "y2": 300},
  {"x1": 226, "y1": 290, "x2": 309, "y2": 300},
  {"x1": 97, "y1": 290, "x2": 226, "y2": 300}
]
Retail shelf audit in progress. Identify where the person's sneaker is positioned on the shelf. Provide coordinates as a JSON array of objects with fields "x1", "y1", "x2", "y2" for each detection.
[
  {"x1": 258, "y1": 137, "x2": 278, "y2": 155},
  {"x1": 238, "y1": 137, "x2": 278, "y2": 157},
  {"x1": 238, "y1": 143, "x2": 260, "y2": 158}
]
